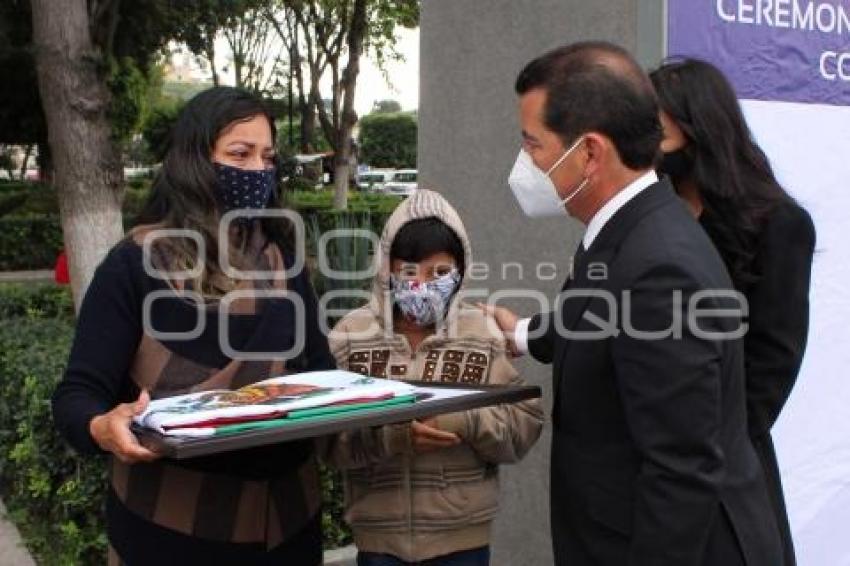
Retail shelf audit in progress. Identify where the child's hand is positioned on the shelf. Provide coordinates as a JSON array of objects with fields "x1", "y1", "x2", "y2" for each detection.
[{"x1": 411, "y1": 418, "x2": 461, "y2": 453}]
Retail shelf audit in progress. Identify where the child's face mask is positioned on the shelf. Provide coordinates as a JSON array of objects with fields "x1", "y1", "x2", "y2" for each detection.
[{"x1": 390, "y1": 269, "x2": 462, "y2": 327}]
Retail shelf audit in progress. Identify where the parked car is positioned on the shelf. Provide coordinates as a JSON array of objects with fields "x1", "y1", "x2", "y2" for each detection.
[
  {"x1": 382, "y1": 169, "x2": 418, "y2": 197},
  {"x1": 357, "y1": 169, "x2": 395, "y2": 192}
]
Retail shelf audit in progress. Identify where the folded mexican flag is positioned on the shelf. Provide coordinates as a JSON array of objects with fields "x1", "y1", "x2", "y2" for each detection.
[{"x1": 133, "y1": 370, "x2": 417, "y2": 437}]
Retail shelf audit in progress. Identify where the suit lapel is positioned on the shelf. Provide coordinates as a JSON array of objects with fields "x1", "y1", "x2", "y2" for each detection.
[{"x1": 551, "y1": 180, "x2": 678, "y2": 405}]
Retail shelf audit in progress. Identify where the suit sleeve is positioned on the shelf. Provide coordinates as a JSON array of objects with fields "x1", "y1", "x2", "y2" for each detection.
[
  {"x1": 527, "y1": 311, "x2": 557, "y2": 364},
  {"x1": 612, "y1": 262, "x2": 729, "y2": 566},
  {"x1": 743, "y1": 206, "x2": 815, "y2": 437}
]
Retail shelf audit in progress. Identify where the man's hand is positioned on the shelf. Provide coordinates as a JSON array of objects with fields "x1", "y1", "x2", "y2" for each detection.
[
  {"x1": 89, "y1": 390, "x2": 160, "y2": 464},
  {"x1": 477, "y1": 303, "x2": 522, "y2": 357},
  {"x1": 411, "y1": 418, "x2": 461, "y2": 453}
]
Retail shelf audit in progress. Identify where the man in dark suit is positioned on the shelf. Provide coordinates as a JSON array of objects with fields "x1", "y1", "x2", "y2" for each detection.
[{"x1": 485, "y1": 42, "x2": 783, "y2": 565}]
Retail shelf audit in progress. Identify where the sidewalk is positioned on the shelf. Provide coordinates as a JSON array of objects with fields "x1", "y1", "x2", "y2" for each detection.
[
  {"x1": 0, "y1": 500, "x2": 36, "y2": 566},
  {"x1": 0, "y1": 270, "x2": 53, "y2": 283}
]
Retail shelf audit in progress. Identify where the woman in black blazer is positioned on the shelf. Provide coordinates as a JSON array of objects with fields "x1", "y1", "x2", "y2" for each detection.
[{"x1": 650, "y1": 59, "x2": 816, "y2": 566}]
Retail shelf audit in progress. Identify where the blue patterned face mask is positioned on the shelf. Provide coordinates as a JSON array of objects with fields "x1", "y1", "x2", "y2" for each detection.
[
  {"x1": 213, "y1": 162, "x2": 276, "y2": 212},
  {"x1": 390, "y1": 269, "x2": 462, "y2": 327}
]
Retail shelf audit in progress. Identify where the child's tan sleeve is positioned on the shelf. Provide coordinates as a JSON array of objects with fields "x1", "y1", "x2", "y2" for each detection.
[
  {"x1": 316, "y1": 317, "x2": 412, "y2": 470},
  {"x1": 436, "y1": 344, "x2": 544, "y2": 464}
]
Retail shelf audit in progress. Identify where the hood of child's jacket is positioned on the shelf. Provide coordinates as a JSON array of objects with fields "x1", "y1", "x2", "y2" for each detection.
[{"x1": 368, "y1": 189, "x2": 473, "y2": 332}]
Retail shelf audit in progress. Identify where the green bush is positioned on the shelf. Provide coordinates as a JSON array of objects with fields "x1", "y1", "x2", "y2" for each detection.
[
  {"x1": 283, "y1": 176, "x2": 320, "y2": 194},
  {"x1": 0, "y1": 215, "x2": 64, "y2": 271},
  {"x1": 0, "y1": 182, "x2": 150, "y2": 218},
  {"x1": 286, "y1": 189, "x2": 402, "y2": 214},
  {"x1": 126, "y1": 177, "x2": 152, "y2": 192},
  {"x1": 358, "y1": 112, "x2": 418, "y2": 169},
  {"x1": 123, "y1": 186, "x2": 151, "y2": 216},
  {"x1": 0, "y1": 191, "x2": 29, "y2": 217},
  {"x1": 0, "y1": 283, "x2": 74, "y2": 319},
  {"x1": 0, "y1": 314, "x2": 108, "y2": 565},
  {"x1": 0, "y1": 180, "x2": 40, "y2": 192}
]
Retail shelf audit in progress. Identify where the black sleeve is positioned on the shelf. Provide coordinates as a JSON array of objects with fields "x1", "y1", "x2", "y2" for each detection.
[
  {"x1": 611, "y1": 262, "x2": 727, "y2": 566},
  {"x1": 744, "y1": 204, "x2": 816, "y2": 437},
  {"x1": 52, "y1": 243, "x2": 144, "y2": 455},
  {"x1": 288, "y1": 261, "x2": 336, "y2": 372},
  {"x1": 527, "y1": 311, "x2": 556, "y2": 364}
]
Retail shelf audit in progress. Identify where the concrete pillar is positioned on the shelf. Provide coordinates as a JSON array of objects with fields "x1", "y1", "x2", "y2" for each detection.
[{"x1": 419, "y1": 2, "x2": 661, "y2": 563}]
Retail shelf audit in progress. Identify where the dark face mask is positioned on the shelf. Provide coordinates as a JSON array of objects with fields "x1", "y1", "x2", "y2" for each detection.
[
  {"x1": 657, "y1": 148, "x2": 694, "y2": 186},
  {"x1": 213, "y1": 162, "x2": 276, "y2": 212}
]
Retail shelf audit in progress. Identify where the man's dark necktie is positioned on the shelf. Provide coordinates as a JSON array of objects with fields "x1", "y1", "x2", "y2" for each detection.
[{"x1": 561, "y1": 241, "x2": 587, "y2": 292}]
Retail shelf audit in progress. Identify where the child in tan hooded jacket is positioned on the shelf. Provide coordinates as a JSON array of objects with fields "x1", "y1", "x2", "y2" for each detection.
[{"x1": 323, "y1": 189, "x2": 543, "y2": 565}]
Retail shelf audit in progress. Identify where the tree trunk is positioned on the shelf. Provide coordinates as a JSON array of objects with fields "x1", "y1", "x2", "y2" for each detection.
[
  {"x1": 302, "y1": 86, "x2": 320, "y2": 153},
  {"x1": 234, "y1": 55, "x2": 245, "y2": 89},
  {"x1": 19, "y1": 144, "x2": 33, "y2": 180},
  {"x1": 31, "y1": 0, "x2": 124, "y2": 312},
  {"x1": 289, "y1": 8, "x2": 316, "y2": 153},
  {"x1": 205, "y1": 30, "x2": 219, "y2": 86},
  {"x1": 333, "y1": 0, "x2": 368, "y2": 211},
  {"x1": 315, "y1": 80, "x2": 337, "y2": 152},
  {"x1": 37, "y1": 140, "x2": 54, "y2": 185}
]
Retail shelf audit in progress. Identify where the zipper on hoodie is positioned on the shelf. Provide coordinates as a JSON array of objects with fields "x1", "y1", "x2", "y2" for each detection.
[
  {"x1": 397, "y1": 334, "x2": 431, "y2": 560},
  {"x1": 394, "y1": 328, "x2": 445, "y2": 560},
  {"x1": 404, "y1": 450, "x2": 414, "y2": 560}
]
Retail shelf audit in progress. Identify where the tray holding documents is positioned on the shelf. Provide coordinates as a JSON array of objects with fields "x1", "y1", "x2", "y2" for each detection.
[{"x1": 132, "y1": 369, "x2": 541, "y2": 459}]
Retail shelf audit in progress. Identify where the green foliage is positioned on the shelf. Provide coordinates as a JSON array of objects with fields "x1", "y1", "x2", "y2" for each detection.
[
  {"x1": 0, "y1": 183, "x2": 61, "y2": 216},
  {"x1": 107, "y1": 57, "x2": 154, "y2": 142},
  {"x1": 0, "y1": 309, "x2": 108, "y2": 566},
  {"x1": 0, "y1": 181, "x2": 150, "y2": 219},
  {"x1": 123, "y1": 185, "x2": 153, "y2": 217},
  {"x1": 320, "y1": 466, "x2": 352, "y2": 549},
  {"x1": 0, "y1": 283, "x2": 74, "y2": 319},
  {"x1": 284, "y1": 176, "x2": 322, "y2": 193},
  {"x1": 358, "y1": 112, "x2": 417, "y2": 169},
  {"x1": 362, "y1": 0, "x2": 420, "y2": 68},
  {"x1": 0, "y1": 180, "x2": 38, "y2": 192},
  {"x1": 277, "y1": 118, "x2": 333, "y2": 155},
  {"x1": 306, "y1": 212, "x2": 377, "y2": 321},
  {"x1": 0, "y1": 215, "x2": 64, "y2": 271},
  {"x1": 0, "y1": 213, "x2": 136, "y2": 271},
  {"x1": 0, "y1": 191, "x2": 28, "y2": 217},
  {"x1": 285, "y1": 190, "x2": 402, "y2": 214},
  {"x1": 0, "y1": 186, "x2": 400, "y2": 271},
  {"x1": 141, "y1": 98, "x2": 185, "y2": 162}
]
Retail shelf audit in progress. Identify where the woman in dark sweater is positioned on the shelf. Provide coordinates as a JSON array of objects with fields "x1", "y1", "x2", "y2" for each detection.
[
  {"x1": 650, "y1": 59, "x2": 816, "y2": 566},
  {"x1": 52, "y1": 87, "x2": 335, "y2": 565}
]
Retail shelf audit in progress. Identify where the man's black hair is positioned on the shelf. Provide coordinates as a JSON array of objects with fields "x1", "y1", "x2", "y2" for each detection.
[
  {"x1": 515, "y1": 41, "x2": 662, "y2": 169},
  {"x1": 390, "y1": 217, "x2": 465, "y2": 274}
]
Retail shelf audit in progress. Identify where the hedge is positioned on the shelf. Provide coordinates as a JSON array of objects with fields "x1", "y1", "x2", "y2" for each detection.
[
  {"x1": 0, "y1": 208, "x2": 394, "y2": 272},
  {"x1": 0, "y1": 182, "x2": 400, "y2": 220},
  {"x1": 0, "y1": 310, "x2": 106, "y2": 565},
  {"x1": 0, "y1": 215, "x2": 65, "y2": 271},
  {"x1": 0, "y1": 284, "x2": 352, "y2": 564}
]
